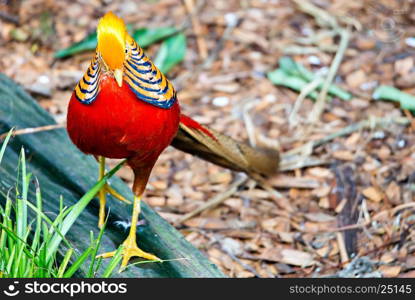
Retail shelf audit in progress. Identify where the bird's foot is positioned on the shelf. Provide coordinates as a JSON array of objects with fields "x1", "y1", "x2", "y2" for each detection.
[
  {"x1": 97, "y1": 183, "x2": 131, "y2": 229},
  {"x1": 96, "y1": 157, "x2": 130, "y2": 205},
  {"x1": 98, "y1": 239, "x2": 161, "y2": 272},
  {"x1": 98, "y1": 183, "x2": 131, "y2": 204}
]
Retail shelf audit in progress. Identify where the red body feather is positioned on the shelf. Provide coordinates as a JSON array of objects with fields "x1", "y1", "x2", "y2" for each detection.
[
  {"x1": 179, "y1": 114, "x2": 217, "y2": 141},
  {"x1": 67, "y1": 74, "x2": 180, "y2": 172}
]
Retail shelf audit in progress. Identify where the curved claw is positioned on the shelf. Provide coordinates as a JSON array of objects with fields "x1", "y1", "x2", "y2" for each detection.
[
  {"x1": 97, "y1": 187, "x2": 161, "y2": 272},
  {"x1": 97, "y1": 183, "x2": 132, "y2": 228},
  {"x1": 97, "y1": 244, "x2": 161, "y2": 272},
  {"x1": 105, "y1": 184, "x2": 131, "y2": 204}
]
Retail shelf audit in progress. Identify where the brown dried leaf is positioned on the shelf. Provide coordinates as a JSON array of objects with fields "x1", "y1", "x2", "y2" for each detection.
[
  {"x1": 259, "y1": 248, "x2": 315, "y2": 267},
  {"x1": 312, "y1": 186, "x2": 331, "y2": 198},
  {"x1": 278, "y1": 232, "x2": 294, "y2": 243},
  {"x1": 378, "y1": 265, "x2": 402, "y2": 278},
  {"x1": 346, "y1": 70, "x2": 366, "y2": 89},
  {"x1": 308, "y1": 167, "x2": 333, "y2": 179},
  {"x1": 333, "y1": 150, "x2": 355, "y2": 161},
  {"x1": 394, "y1": 57, "x2": 413, "y2": 77},
  {"x1": 269, "y1": 176, "x2": 321, "y2": 189},
  {"x1": 147, "y1": 196, "x2": 166, "y2": 206},
  {"x1": 399, "y1": 270, "x2": 415, "y2": 278},
  {"x1": 305, "y1": 212, "x2": 336, "y2": 222},
  {"x1": 385, "y1": 181, "x2": 401, "y2": 205},
  {"x1": 184, "y1": 217, "x2": 256, "y2": 230},
  {"x1": 380, "y1": 252, "x2": 396, "y2": 264},
  {"x1": 362, "y1": 187, "x2": 383, "y2": 202},
  {"x1": 208, "y1": 171, "x2": 232, "y2": 184},
  {"x1": 319, "y1": 197, "x2": 330, "y2": 209}
]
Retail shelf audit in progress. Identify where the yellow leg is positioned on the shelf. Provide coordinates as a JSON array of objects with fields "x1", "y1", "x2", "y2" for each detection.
[
  {"x1": 97, "y1": 195, "x2": 161, "y2": 271},
  {"x1": 98, "y1": 156, "x2": 106, "y2": 229},
  {"x1": 97, "y1": 156, "x2": 131, "y2": 229}
]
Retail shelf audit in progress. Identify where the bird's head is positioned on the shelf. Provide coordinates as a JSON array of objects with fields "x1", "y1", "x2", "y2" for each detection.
[
  {"x1": 96, "y1": 12, "x2": 128, "y2": 87},
  {"x1": 73, "y1": 11, "x2": 176, "y2": 108}
]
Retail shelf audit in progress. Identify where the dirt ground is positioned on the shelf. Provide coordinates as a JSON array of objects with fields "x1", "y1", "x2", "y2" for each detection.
[{"x1": 1, "y1": 0, "x2": 415, "y2": 278}]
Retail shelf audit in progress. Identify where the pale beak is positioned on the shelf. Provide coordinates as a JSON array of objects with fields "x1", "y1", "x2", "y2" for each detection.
[{"x1": 114, "y1": 68, "x2": 123, "y2": 87}]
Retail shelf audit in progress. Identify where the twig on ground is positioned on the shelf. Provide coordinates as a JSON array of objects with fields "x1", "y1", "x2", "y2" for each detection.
[
  {"x1": 223, "y1": 248, "x2": 262, "y2": 277},
  {"x1": 289, "y1": 76, "x2": 324, "y2": 127},
  {"x1": 203, "y1": 12, "x2": 238, "y2": 69},
  {"x1": 176, "y1": 174, "x2": 248, "y2": 225},
  {"x1": 280, "y1": 44, "x2": 341, "y2": 55},
  {"x1": 279, "y1": 156, "x2": 330, "y2": 171},
  {"x1": 391, "y1": 202, "x2": 415, "y2": 215},
  {"x1": 292, "y1": 0, "x2": 352, "y2": 123},
  {"x1": 268, "y1": 176, "x2": 321, "y2": 189},
  {"x1": 0, "y1": 123, "x2": 66, "y2": 140},
  {"x1": 293, "y1": 0, "x2": 338, "y2": 28},
  {"x1": 279, "y1": 57, "x2": 352, "y2": 101},
  {"x1": 295, "y1": 30, "x2": 337, "y2": 45},
  {"x1": 308, "y1": 28, "x2": 350, "y2": 123},
  {"x1": 336, "y1": 232, "x2": 349, "y2": 263},
  {"x1": 268, "y1": 56, "x2": 353, "y2": 103},
  {"x1": 242, "y1": 100, "x2": 259, "y2": 147},
  {"x1": 251, "y1": 173, "x2": 294, "y2": 212},
  {"x1": 183, "y1": 0, "x2": 208, "y2": 60},
  {"x1": 282, "y1": 116, "x2": 410, "y2": 158},
  {"x1": 198, "y1": 231, "x2": 263, "y2": 277},
  {"x1": 294, "y1": 200, "x2": 415, "y2": 235},
  {"x1": 0, "y1": 11, "x2": 19, "y2": 24}
]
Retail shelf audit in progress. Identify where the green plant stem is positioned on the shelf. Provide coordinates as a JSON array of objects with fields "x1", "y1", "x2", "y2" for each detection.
[{"x1": 373, "y1": 85, "x2": 415, "y2": 111}]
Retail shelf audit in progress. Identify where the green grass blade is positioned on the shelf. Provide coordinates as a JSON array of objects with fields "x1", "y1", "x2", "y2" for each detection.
[
  {"x1": 31, "y1": 178, "x2": 42, "y2": 251},
  {"x1": 154, "y1": 33, "x2": 186, "y2": 73},
  {"x1": 57, "y1": 248, "x2": 74, "y2": 277},
  {"x1": 0, "y1": 129, "x2": 13, "y2": 164},
  {"x1": 0, "y1": 191, "x2": 12, "y2": 254},
  {"x1": 125, "y1": 257, "x2": 188, "y2": 270},
  {"x1": 62, "y1": 247, "x2": 94, "y2": 278},
  {"x1": 54, "y1": 32, "x2": 98, "y2": 59},
  {"x1": 54, "y1": 25, "x2": 172, "y2": 58},
  {"x1": 16, "y1": 149, "x2": 28, "y2": 243},
  {"x1": 87, "y1": 218, "x2": 107, "y2": 277},
  {"x1": 101, "y1": 245, "x2": 123, "y2": 278},
  {"x1": 46, "y1": 160, "x2": 125, "y2": 262},
  {"x1": 133, "y1": 27, "x2": 179, "y2": 48},
  {"x1": 278, "y1": 56, "x2": 352, "y2": 101},
  {"x1": 25, "y1": 199, "x2": 72, "y2": 251},
  {"x1": 0, "y1": 223, "x2": 34, "y2": 258},
  {"x1": 267, "y1": 69, "x2": 319, "y2": 100}
]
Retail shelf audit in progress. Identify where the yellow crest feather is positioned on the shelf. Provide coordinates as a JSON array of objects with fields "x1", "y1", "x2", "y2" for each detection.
[{"x1": 97, "y1": 12, "x2": 127, "y2": 70}]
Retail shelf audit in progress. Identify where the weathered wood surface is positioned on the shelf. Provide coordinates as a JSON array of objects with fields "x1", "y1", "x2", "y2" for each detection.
[{"x1": 0, "y1": 73, "x2": 224, "y2": 278}]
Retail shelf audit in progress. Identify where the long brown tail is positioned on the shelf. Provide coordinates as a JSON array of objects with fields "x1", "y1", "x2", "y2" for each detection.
[{"x1": 171, "y1": 114, "x2": 279, "y2": 176}]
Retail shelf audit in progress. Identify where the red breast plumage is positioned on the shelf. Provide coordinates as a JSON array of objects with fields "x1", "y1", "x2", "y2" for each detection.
[{"x1": 67, "y1": 73, "x2": 180, "y2": 166}]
